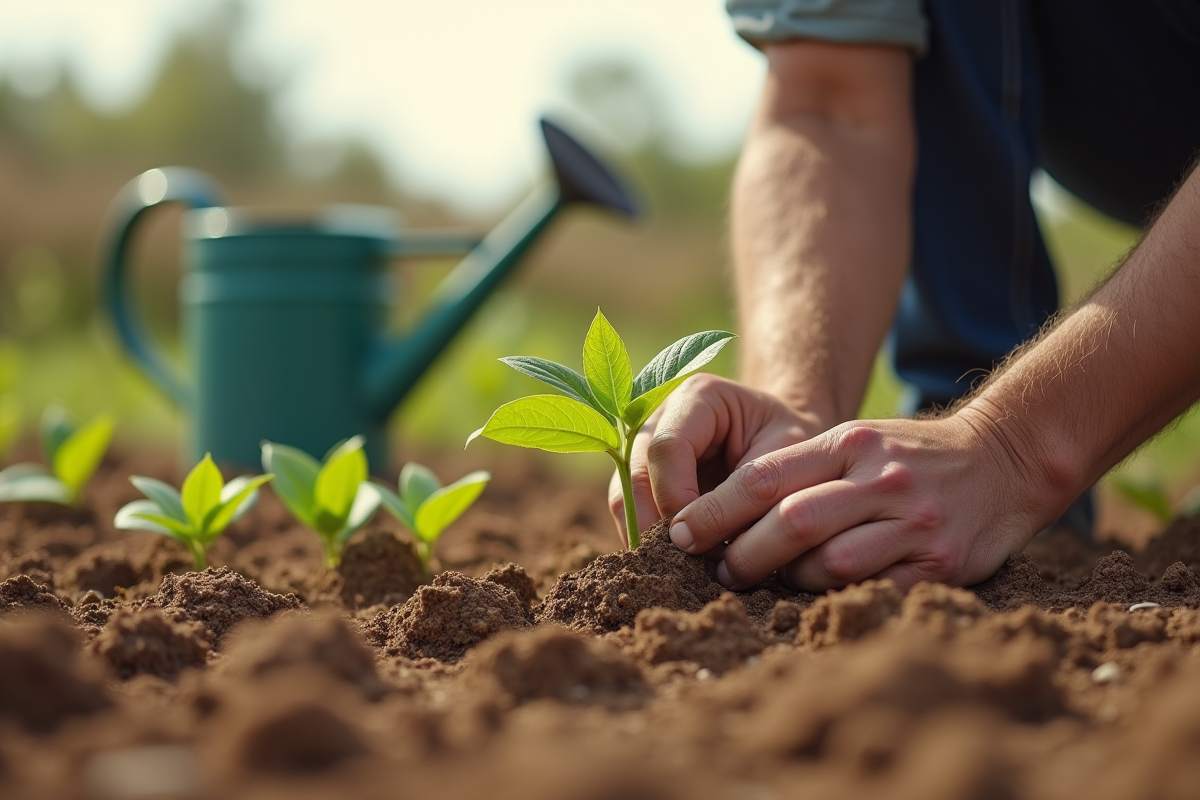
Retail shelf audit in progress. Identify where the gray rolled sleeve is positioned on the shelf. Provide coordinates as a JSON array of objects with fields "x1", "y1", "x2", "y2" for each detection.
[{"x1": 727, "y1": 0, "x2": 928, "y2": 55}]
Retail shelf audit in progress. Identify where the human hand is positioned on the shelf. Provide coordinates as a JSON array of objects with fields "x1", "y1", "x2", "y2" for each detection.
[
  {"x1": 608, "y1": 374, "x2": 825, "y2": 546},
  {"x1": 667, "y1": 411, "x2": 1057, "y2": 592}
]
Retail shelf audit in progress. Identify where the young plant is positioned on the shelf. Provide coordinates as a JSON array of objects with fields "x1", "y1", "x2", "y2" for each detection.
[
  {"x1": 469, "y1": 309, "x2": 734, "y2": 548},
  {"x1": 374, "y1": 462, "x2": 490, "y2": 575},
  {"x1": 114, "y1": 454, "x2": 273, "y2": 571},
  {"x1": 0, "y1": 406, "x2": 114, "y2": 505},
  {"x1": 261, "y1": 436, "x2": 381, "y2": 568}
]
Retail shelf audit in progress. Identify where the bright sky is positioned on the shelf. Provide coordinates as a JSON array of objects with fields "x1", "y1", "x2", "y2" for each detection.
[{"x1": 0, "y1": 0, "x2": 765, "y2": 213}]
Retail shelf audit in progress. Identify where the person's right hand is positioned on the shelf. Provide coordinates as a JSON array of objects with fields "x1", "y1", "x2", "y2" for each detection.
[{"x1": 608, "y1": 374, "x2": 826, "y2": 545}]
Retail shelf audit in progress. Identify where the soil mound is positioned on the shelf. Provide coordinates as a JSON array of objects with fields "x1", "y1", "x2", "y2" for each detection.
[
  {"x1": 141, "y1": 567, "x2": 302, "y2": 647},
  {"x1": 482, "y1": 562, "x2": 538, "y2": 613},
  {"x1": 537, "y1": 520, "x2": 723, "y2": 633},
  {"x1": 88, "y1": 607, "x2": 210, "y2": 680},
  {"x1": 0, "y1": 618, "x2": 110, "y2": 733},
  {"x1": 0, "y1": 575, "x2": 68, "y2": 617},
  {"x1": 631, "y1": 592, "x2": 767, "y2": 674},
  {"x1": 365, "y1": 571, "x2": 531, "y2": 662},
  {"x1": 222, "y1": 612, "x2": 385, "y2": 699},
  {"x1": 467, "y1": 625, "x2": 650, "y2": 709},
  {"x1": 799, "y1": 580, "x2": 903, "y2": 648},
  {"x1": 333, "y1": 529, "x2": 426, "y2": 609}
]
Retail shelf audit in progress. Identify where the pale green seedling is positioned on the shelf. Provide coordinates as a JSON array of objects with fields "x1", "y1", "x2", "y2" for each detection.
[
  {"x1": 0, "y1": 406, "x2": 114, "y2": 505},
  {"x1": 469, "y1": 309, "x2": 734, "y2": 548},
  {"x1": 261, "y1": 436, "x2": 382, "y2": 568},
  {"x1": 374, "y1": 462, "x2": 489, "y2": 575},
  {"x1": 114, "y1": 454, "x2": 273, "y2": 571}
]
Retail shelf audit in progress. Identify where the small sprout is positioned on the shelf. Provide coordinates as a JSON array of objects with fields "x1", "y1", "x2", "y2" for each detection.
[
  {"x1": 0, "y1": 406, "x2": 114, "y2": 506},
  {"x1": 1112, "y1": 476, "x2": 1172, "y2": 525},
  {"x1": 469, "y1": 308, "x2": 734, "y2": 549},
  {"x1": 374, "y1": 462, "x2": 490, "y2": 575},
  {"x1": 114, "y1": 453, "x2": 273, "y2": 571},
  {"x1": 261, "y1": 436, "x2": 381, "y2": 568}
]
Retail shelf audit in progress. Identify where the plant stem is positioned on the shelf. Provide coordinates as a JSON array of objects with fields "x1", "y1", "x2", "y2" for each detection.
[
  {"x1": 188, "y1": 541, "x2": 208, "y2": 571},
  {"x1": 322, "y1": 537, "x2": 342, "y2": 569},
  {"x1": 613, "y1": 420, "x2": 640, "y2": 549}
]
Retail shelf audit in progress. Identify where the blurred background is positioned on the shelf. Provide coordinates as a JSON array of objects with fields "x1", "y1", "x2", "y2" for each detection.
[{"x1": 0, "y1": 0, "x2": 1186, "y2": 532}]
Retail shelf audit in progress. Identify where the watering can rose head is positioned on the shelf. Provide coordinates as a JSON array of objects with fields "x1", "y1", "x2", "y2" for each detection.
[
  {"x1": 100, "y1": 120, "x2": 639, "y2": 471},
  {"x1": 468, "y1": 309, "x2": 734, "y2": 549}
]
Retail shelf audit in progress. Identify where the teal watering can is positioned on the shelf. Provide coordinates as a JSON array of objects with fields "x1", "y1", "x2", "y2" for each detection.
[{"x1": 101, "y1": 119, "x2": 638, "y2": 469}]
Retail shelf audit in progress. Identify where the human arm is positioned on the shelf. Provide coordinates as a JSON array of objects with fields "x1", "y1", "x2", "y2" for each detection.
[
  {"x1": 670, "y1": 163, "x2": 1200, "y2": 591},
  {"x1": 608, "y1": 40, "x2": 916, "y2": 541}
]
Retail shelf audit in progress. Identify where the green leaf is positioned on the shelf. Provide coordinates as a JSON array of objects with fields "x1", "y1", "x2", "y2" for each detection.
[
  {"x1": 1113, "y1": 477, "x2": 1172, "y2": 525},
  {"x1": 399, "y1": 462, "x2": 441, "y2": 520},
  {"x1": 498, "y1": 356, "x2": 611, "y2": 419},
  {"x1": 52, "y1": 415, "x2": 114, "y2": 499},
  {"x1": 130, "y1": 476, "x2": 187, "y2": 523},
  {"x1": 414, "y1": 471, "x2": 489, "y2": 544},
  {"x1": 622, "y1": 373, "x2": 693, "y2": 433},
  {"x1": 206, "y1": 473, "x2": 274, "y2": 536},
  {"x1": 0, "y1": 395, "x2": 20, "y2": 458},
  {"x1": 374, "y1": 483, "x2": 414, "y2": 529},
  {"x1": 181, "y1": 454, "x2": 224, "y2": 531},
  {"x1": 39, "y1": 405, "x2": 74, "y2": 463},
  {"x1": 337, "y1": 481, "x2": 382, "y2": 543},
  {"x1": 114, "y1": 499, "x2": 192, "y2": 538},
  {"x1": 468, "y1": 395, "x2": 619, "y2": 454},
  {"x1": 0, "y1": 466, "x2": 71, "y2": 504},
  {"x1": 261, "y1": 441, "x2": 320, "y2": 527},
  {"x1": 314, "y1": 435, "x2": 367, "y2": 523},
  {"x1": 631, "y1": 330, "x2": 736, "y2": 398},
  {"x1": 582, "y1": 309, "x2": 633, "y2": 417}
]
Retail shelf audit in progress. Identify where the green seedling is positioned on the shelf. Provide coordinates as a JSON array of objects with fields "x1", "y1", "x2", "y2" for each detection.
[
  {"x1": 469, "y1": 309, "x2": 734, "y2": 549},
  {"x1": 0, "y1": 343, "x2": 20, "y2": 459},
  {"x1": 0, "y1": 406, "x2": 114, "y2": 505},
  {"x1": 374, "y1": 462, "x2": 490, "y2": 576},
  {"x1": 114, "y1": 454, "x2": 273, "y2": 571},
  {"x1": 261, "y1": 436, "x2": 382, "y2": 568},
  {"x1": 1113, "y1": 475, "x2": 1200, "y2": 525}
]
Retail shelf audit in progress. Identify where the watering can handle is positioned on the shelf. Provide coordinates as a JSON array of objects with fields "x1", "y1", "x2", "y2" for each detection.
[{"x1": 100, "y1": 167, "x2": 226, "y2": 409}]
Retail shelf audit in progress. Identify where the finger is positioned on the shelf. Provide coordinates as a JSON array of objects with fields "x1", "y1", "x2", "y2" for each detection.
[
  {"x1": 714, "y1": 478, "x2": 892, "y2": 588},
  {"x1": 646, "y1": 388, "x2": 725, "y2": 521},
  {"x1": 674, "y1": 437, "x2": 845, "y2": 555},
  {"x1": 871, "y1": 560, "x2": 948, "y2": 593},
  {"x1": 779, "y1": 519, "x2": 915, "y2": 593}
]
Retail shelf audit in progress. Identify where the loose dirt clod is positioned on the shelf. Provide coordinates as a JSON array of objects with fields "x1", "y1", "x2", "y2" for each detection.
[
  {"x1": 0, "y1": 575, "x2": 69, "y2": 617},
  {"x1": 0, "y1": 618, "x2": 110, "y2": 733},
  {"x1": 333, "y1": 529, "x2": 426, "y2": 609},
  {"x1": 536, "y1": 520, "x2": 722, "y2": 633},
  {"x1": 798, "y1": 580, "x2": 902, "y2": 648},
  {"x1": 467, "y1": 625, "x2": 650, "y2": 709},
  {"x1": 222, "y1": 611, "x2": 386, "y2": 699},
  {"x1": 631, "y1": 592, "x2": 767, "y2": 674},
  {"x1": 89, "y1": 607, "x2": 210, "y2": 680},
  {"x1": 483, "y1": 562, "x2": 538, "y2": 617},
  {"x1": 365, "y1": 571, "x2": 530, "y2": 662},
  {"x1": 140, "y1": 567, "x2": 302, "y2": 647}
]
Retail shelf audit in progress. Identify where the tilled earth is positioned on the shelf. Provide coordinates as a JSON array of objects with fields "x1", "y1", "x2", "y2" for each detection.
[{"x1": 3, "y1": 447, "x2": 1200, "y2": 799}]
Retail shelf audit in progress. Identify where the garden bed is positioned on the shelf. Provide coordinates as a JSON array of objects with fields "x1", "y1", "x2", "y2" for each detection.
[{"x1": 2, "y1": 448, "x2": 1200, "y2": 799}]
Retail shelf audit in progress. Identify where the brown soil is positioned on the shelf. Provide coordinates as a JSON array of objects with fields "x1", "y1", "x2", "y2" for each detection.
[{"x1": 2, "y1": 449, "x2": 1200, "y2": 798}]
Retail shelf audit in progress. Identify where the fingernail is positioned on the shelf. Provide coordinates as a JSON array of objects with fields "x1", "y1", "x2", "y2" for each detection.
[
  {"x1": 669, "y1": 520, "x2": 694, "y2": 552},
  {"x1": 716, "y1": 560, "x2": 739, "y2": 590}
]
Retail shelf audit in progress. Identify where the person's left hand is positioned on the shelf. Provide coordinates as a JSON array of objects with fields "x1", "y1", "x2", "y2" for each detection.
[{"x1": 666, "y1": 412, "x2": 1059, "y2": 592}]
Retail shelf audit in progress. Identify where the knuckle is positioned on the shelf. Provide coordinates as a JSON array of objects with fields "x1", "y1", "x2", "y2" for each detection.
[
  {"x1": 629, "y1": 464, "x2": 653, "y2": 495},
  {"x1": 833, "y1": 422, "x2": 883, "y2": 453},
  {"x1": 819, "y1": 546, "x2": 859, "y2": 585},
  {"x1": 871, "y1": 461, "x2": 915, "y2": 494},
  {"x1": 688, "y1": 497, "x2": 726, "y2": 537},
  {"x1": 723, "y1": 544, "x2": 760, "y2": 586},
  {"x1": 776, "y1": 494, "x2": 820, "y2": 548},
  {"x1": 737, "y1": 458, "x2": 784, "y2": 505},
  {"x1": 647, "y1": 431, "x2": 686, "y2": 462},
  {"x1": 909, "y1": 499, "x2": 943, "y2": 532},
  {"x1": 922, "y1": 543, "x2": 960, "y2": 580}
]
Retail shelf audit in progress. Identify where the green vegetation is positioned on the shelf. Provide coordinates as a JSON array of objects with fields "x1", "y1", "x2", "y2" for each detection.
[
  {"x1": 114, "y1": 454, "x2": 273, "y2": 571},
  {"x1": 469, "y1": 309, "x2": 733, "y2": 548},
  {"x1": 374, "y1": 462, "x2": 490, "y2": 575},
  {"x1": 261, "y1": 437, "x2": 381, "y2": 568},
  {"x1": 0, "y1": 406, "x2": 113, "y2": 505}
]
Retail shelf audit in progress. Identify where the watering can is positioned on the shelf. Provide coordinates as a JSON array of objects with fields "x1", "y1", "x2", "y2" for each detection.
[{"x1": 101, "y1": 119, "x2": 638, "y2": 470}]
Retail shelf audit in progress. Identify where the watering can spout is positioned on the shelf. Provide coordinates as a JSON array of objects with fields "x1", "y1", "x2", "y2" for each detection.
[{"x1": 363, "y1": 118, "x2": 639, "y2": 418}]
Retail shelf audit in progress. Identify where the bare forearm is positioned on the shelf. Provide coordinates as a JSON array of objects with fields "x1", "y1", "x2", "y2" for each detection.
[
  {"x1": 963, "y1": 165, "x2": 1200, "y2": 522},
  {"x1": 733, "y1": 43, "x2": 914, "y2": 429}
]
